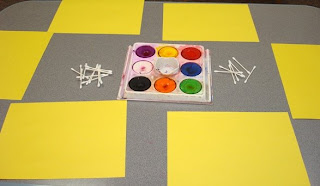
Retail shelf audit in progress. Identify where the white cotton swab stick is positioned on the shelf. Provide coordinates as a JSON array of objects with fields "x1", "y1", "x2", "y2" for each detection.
[
  {"x1": 217, "y1": 65, "x2": 245, "y2": 76},
  {"x1": 232, "y1": 57, "x2": 251, "y2": 74},
  {"x1": 219, "y1": 65, "x2": 244, "y2": 75},
  {"x1": 244, "y1": 66, "x2": 256, "y2": 83},
  {"x1": 71, "y1": 68, "x2": 81, "y2": 75},
  {"x1": 83, "y1": 63, "x2": 87, "y2": 77},
  {"x1": 229, "y1": 61, "x2": 239, "y2": 81},
  {"x1": 97, "y1": 64, "x2": 102, "y2": 87},
  {"x1": 219, "y1": 65, "x2": 231, "y2": 71},
  {"x1": 232, "y1": 67, "x2": 240, "y2": 81},
  {"x1": 214, "y1": 70, "x2": 242, "y2": 74},
  {"x1": 214, "y1": 70, "x2": 236, "y2": 73},
  {"x1": 73, "y1": 63, "x2": 112, "y2": 88},
  {"x1": 229, "y1": 60, "x2": 244, "y2": 79},
  {"x1": 88, "y1": 64, "x2": 98, "y2": 84},
  {"x1": 85, "y1": 65, "x2": 112, "y2": 74},
  {"x1": 214, "y1": 70, "x2": 246, "y2": 78},
  {"x1": 76, "y1": 74, "x2": 109, "y2": 79},
  {"x1": 79, "y1": 65, "x2": 83, "y2": 89},
  {"x1": 216, "y1": 68, "x2": 245, "y2": 76},
  {"x1": 81, "y1": 75, "x2": 109, "y2": 84},
  {"x1": 99, "y1": 64, "x2": 103, "y2": 85},
  {"x1": 97, "y1": 64, "x2": 100, "y2": 87},
  {"x1": 228, "y1": 64, "x2": 237, "y2": 84}
]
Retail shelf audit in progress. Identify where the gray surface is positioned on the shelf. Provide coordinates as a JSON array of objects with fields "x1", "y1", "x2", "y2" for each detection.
[
  {"x1": 0, "y1": 1, "x2": 60, "y2": 31},
  {"x1": 0, "y1": 100, "x2": 12, "y2": 132},
  {"x1": 0, "y1": 1, "x2": 319, "y2": 185},
  {"x1": 250, "y1": 4, "x2": 320, "y2": 44}
]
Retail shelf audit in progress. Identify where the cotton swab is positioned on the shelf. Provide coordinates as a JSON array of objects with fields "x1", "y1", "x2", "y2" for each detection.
[
  {"x1": 76, "y1": 74, "x2": 109, "y2": 79},
  {"x1": 218, "y1": 65, "x2": 244, "y2": 75},
  {"x1": 214, "y1": 70, "x2": 244, "y2": 76},
  {"x1": 72, "y1": 63, "x2": 112, "y2": 88},
  {"x1": 232, "y1": 57, "x2": 251, "y2": 74},
  {"x1": 214, "y1": 70, "x2": 237, "y2": 73},
  {"x1": 215, "y1": 57, "x2": 256, "y2": 84},
  {"x1": 97, "y1": 64, "x2": 102, "y2": 87},
  {"x1": 71, "y1": 68, "x2": 81, "y2": 75},
  {"x1": 88, "y1": 64, "x2": 99, "y2": 84},
  {"x1": 229, "y1": 60, "x2": 243, "y2": 75},
  {"x1": 244, "y1": 66, "x2": 256, "y2": 83},
  {"x1": 228, "y1": 64, "x2": 237, "y2": 84},
  {"x1": 79, "y1": 65, "x2": 83, "y2": 89},
  {"x1": 214, "y1": 71, "x2": 246, "y2": 78},
  {"x1": 85, "y1": 64, "x2": 112, "y2": 74},
  {"x1": 219, "y1": 65, "x2": 231, "y2": 71},
  {"x1": 218, "y1": 64, "x2": 245, "y2": 77},
  {"x1": 98, "y1": 64, "x2": 104, "y2": 86},
  {"x1": 83, "y1": 63, "x2": 87, "y2": 78},
  {"x1": 229, "y1": 61, "x2": 239, "y2": 82},
  {"x1": 82, "y1": 76, "x2": 109, "y2": 84}
]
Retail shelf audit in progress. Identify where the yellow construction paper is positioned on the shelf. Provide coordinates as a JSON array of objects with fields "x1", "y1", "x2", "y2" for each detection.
[
  {"x1": 163, "y1": 3, "x2": 259, "y2": 42},
  {"x1": 272, "y1": 44, "x2": 320, "y2": 119},
  {"x1": 48, "y1": 0, "x2": 144, "y2": 34},
  {"x1": 0, "y1": 100, "x2": 127, "y2": 179},
  {"x1": 168, "y1": 112, "x2": 310, "y2": 186},
  {"x1": 0, "y1": 31, "x2": 52, "y2": 100}
]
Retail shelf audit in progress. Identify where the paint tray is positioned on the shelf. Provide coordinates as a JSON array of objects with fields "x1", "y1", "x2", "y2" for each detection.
[{"x1": 117, "y1": 42, "x2": 212, "y2": 104}]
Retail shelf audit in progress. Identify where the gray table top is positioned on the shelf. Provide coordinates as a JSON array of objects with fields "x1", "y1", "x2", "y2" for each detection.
[{"x1": 0, "y1": 1, "x2": 319, "y2": 185}]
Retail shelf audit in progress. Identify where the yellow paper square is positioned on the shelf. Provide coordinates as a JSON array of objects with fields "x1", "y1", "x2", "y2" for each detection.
[
  {"x1": 272, "y1": 44, "x2": 320, "y2": 119},
  {"x1": 163, "y1": 3, "x2": 259, "y2": 42},
  {"x1": 0, "y1": 100, "x2": 126, "y2": 179},
  {"x1": 168, "y1": 112, "x2": 309, "y2": 186},
  {"x1": 48, "y1": 0, "x2": 144, "y2": 34},
  {"x1": 0, "y1": 31, "x2": 52, "y2": 100}
]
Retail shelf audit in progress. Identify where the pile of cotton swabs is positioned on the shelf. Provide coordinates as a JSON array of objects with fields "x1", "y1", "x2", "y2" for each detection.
[
  {"x1": 71, "y1": 63, "x2": 112, "y2": 88},
  {"x1": 214, "y1": 57, "x2": 256, "y2": 84}
]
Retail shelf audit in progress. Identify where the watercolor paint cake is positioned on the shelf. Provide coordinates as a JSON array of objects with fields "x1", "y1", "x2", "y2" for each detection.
[{"x1": 117, "y1": 42, "x2": 212, "y2": 104}]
